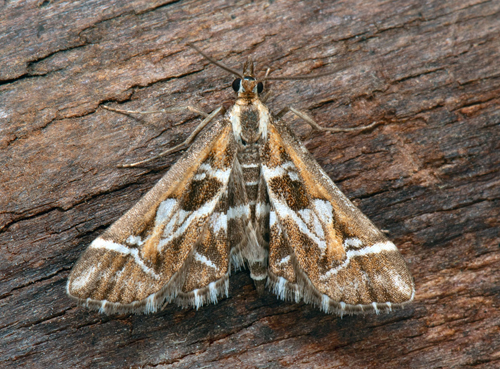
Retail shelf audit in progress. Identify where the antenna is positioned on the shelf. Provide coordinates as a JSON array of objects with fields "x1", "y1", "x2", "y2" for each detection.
[
  {"x1": 188, "y1": 43, "x2": 346, "y2": 82},
  {"x1": 188, "y1": 43, "x2": 244, "y2": 78}
]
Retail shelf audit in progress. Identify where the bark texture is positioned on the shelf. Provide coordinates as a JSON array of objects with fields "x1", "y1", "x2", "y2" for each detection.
[{"x1": 1, "y1": 0, "x2": 499, "y2": 368}]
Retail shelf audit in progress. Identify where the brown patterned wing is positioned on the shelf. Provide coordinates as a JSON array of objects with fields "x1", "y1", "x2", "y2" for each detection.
[
  {"x1": 174, "y1": 159, "x2": 252, "y2": 309},
  {"x1": 67, "y1": 120, "x2": 237, "y2": 314},
  {"x1": 261, "y1": 121, "x2": 414, "y2": 315},
  {"x1": 173, "y1": 188, "x2": 231, "y2": 310}
]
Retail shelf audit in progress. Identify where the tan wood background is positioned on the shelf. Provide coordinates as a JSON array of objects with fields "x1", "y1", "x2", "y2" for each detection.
[{"x1": 1, "y1": 0, "x2": 499, "y2": 368}]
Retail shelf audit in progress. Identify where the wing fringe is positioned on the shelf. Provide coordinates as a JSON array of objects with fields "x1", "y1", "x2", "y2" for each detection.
[{"x1": 266, "y1": 254, "x2": 415, "y2": 317}]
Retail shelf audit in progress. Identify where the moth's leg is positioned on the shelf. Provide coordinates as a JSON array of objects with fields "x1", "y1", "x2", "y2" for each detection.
[
  {"x1": 260, "y1": 90, "x2": 272, "y2": 103},
  {"x1": 103, "y1": 105, "x2": 210, "y2": 120},
  {"x1": 117, "y1": 106, "x2": 224, "y2": 168},
  {"x1": 260, "y1": 68, "x2": 272, "y2": 103},
  {"x1": 278, "y1": 107, "x2": 380, "y2": 133}
]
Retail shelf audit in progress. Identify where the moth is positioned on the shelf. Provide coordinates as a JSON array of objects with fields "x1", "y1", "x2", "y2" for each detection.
[{"x1": 67, "y1": 45, "x2": 414, "y2": 316}]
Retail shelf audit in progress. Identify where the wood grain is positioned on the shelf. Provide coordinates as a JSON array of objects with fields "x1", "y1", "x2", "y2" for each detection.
[{"x1": 1, "y1": 0, "x2": 499, "y2": 368}]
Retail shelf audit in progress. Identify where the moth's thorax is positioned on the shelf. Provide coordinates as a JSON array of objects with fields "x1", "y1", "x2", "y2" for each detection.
[{"x1": 230, "y1": 98, "x2": 270, "y2": 145}]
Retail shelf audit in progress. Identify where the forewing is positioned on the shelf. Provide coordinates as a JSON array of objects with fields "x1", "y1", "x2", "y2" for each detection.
[
  {"x1": 67, "y1": 120, "x2": 237, "y2": 314},
  {"x1": 262, "y1": 121, "x2": 414, "y2": 315}
]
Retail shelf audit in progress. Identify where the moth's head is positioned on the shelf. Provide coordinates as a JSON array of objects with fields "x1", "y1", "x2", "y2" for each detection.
[
  {"x1": 231, "y1": 58, "x2": 264, "y2": 98},
  {"x1": 231, "y1": 76, "x2": 264, "y2": 98}
]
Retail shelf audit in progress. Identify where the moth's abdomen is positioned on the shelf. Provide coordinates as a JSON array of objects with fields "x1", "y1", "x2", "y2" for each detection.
[{"x1": 237, "y1": 144, "x2": 261, "y2": 222}]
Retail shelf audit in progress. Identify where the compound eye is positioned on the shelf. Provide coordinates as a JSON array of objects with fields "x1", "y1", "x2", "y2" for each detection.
[
  {"x1": 257, "y1": 82, "x2": 264, "y2": 94},
  {"x1": 232, "y1": 78, "x2": 242, "y2": 92}
]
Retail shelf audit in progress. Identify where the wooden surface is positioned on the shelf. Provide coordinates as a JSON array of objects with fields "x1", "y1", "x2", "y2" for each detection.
[{"x1": 1, "y1": 0, "x2": 499, "y2": 368}]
